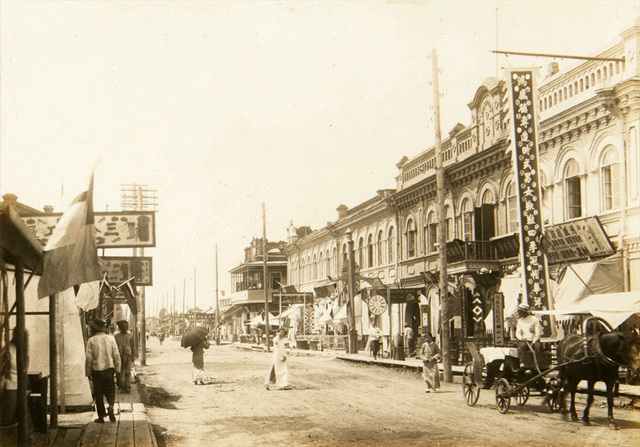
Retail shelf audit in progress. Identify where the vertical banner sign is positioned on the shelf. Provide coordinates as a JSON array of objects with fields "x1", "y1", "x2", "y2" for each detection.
[
  {"x1": 492, "y1": 292, "x2": 505, "y2": 346},
  {"x1": 506, "y1": 68, "x2": 549, "y2": 310}
]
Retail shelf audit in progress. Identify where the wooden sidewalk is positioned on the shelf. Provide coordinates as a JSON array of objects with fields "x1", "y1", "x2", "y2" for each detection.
[{"x1": 2, "y1": 380, "x2": 157, "y2": 447}]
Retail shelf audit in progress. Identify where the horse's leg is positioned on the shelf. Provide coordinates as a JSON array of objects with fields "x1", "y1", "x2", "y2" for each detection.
[
  {"x1": 568, "y1": 378, "x2": 579, "y2": 422},
  {"x1": 582, "y1": 380, "x2": 595, "y2": 426},
  {"x1": 606, "y1": 380, "x2": 619, "y2": 430}
]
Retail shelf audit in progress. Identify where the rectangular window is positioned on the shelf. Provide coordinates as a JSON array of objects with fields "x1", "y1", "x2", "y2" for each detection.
[
  {"x1": 429, "y1": 224, "x2": 437, "y2": 253},
  {"x1": 566, "y1": 177, "x2": 582, "y2": 218},
  {"x1": 602, "y1": 165, "x2": 620, "y2": 210},
  {"x1": 463, "y1": 212, "x2": 473, "y2": 241}
]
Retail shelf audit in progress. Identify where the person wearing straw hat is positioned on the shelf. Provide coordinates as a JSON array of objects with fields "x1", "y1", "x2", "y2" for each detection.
[
  {"x1": 515, "y1": 302, "x2": 542, "y2": 367},
  {"x1": 85, "y1": 318, "x2": 121, "y2": 423}
]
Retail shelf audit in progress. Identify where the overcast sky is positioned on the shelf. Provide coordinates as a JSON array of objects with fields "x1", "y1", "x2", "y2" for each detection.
[{"x1": 1, "y1": 1, "x2": 638, "y2": 314}]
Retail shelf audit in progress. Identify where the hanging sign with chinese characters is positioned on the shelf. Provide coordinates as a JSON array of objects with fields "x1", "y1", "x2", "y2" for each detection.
[
  {"x1": 22, "y1": 211, "x2": 156, "y2": 248},
  {"x1": 505, "y1": 68, "x2": 549, "y2": 310}
]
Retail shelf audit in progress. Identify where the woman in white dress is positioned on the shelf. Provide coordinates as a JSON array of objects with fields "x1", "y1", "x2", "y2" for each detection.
[{"x1": 264, "y1": 328, "x2": 291, "y2": 390}]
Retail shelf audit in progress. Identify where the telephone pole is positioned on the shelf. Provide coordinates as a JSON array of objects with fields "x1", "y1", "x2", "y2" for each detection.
[
  {"x1": 215, "y1": 244, "x2": 220, "y2": 345},
  {"x1": 262, "y1": 203, "x2": 271, "y2": 352},
  {"x1": 432, "y1": 49, "x2": 452, "y2": 383}
]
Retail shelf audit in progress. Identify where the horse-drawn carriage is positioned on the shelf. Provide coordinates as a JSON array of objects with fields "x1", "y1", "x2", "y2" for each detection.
[
  {"x1": 462, "y1": 341, "x2": 563, "y2": 414},
  {"x1": 461, "y1": 316, "x2": 640, "y2": 430}
]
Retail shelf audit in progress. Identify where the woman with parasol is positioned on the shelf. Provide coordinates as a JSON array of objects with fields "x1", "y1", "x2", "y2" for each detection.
[{"x1": 182, "y1": 326, "x2": 210, "y2": 385}]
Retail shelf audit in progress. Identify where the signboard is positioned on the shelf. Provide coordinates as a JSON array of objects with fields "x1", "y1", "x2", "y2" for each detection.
[
  {"x1": 492, "y1": 292, "x2": 505, "y2": 346},
  {"x1": 101, "y1": 256, "x2": 153, "y2": 286},
  {"x1": 22, "y1": 211, "x2": 156, "y2": 248},
  {"x1": 543, "y1": 216, "x2": 614, "y2": 263},
  {"x1": 506, "y1": 68, "x2": 549, "y2": 310},
  {"x1": 389, "y1": 288, "x2": 420, "y2": 304}
]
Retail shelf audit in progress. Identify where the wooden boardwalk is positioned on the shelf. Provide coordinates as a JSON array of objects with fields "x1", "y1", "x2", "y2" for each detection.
[{"x1": 1, "y1": 380, "x2": 157, "y2": 447}]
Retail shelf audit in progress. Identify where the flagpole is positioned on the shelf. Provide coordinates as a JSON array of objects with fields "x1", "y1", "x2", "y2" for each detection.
[
  {"x1": 263, "y1": 202, "x2": 270, "y2": 353},
  {"x1": 215, "y1": 244, "x2": 220, "y2": 345}
]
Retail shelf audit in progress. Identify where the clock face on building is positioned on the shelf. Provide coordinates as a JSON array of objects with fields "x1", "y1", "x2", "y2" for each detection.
[{"x1": 368, "y1": 295, "x2": 388, "y2": 315}]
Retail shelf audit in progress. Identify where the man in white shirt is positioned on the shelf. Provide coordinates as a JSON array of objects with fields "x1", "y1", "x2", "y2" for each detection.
[
  {"x1": 404, "y1": 324, "x2": 415, "y2": 357},
  {"x1": 515, "y1": 303, "x2": 542, "y2": 367},
  {"x1": 86, "y1": 318, "x2": 121, "y2": 423}
]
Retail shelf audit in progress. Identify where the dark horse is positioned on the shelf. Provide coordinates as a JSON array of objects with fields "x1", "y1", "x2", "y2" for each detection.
[{"x1": 557, "y1": 318, "x2": 640, "y2": 430}]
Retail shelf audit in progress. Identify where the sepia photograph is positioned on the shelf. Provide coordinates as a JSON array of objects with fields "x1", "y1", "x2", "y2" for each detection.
[{"x1": 1, "y1": 1, "x2": 639, "y2": 446}]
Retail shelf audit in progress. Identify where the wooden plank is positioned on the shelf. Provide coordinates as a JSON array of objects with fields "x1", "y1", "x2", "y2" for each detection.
[
  {"x1": 133, "y1": 420, "x2": 155, "y2": 447},
  {"x1": 59, "y1": 428, "x2": 83, "y2": 447},
  {"x1": 79, "y1": 421, "x2": 102, "y2": 447},
  {"x1": 116, "y1": 420, "x2": 135, "y2": 447},
  {"x1": 98, "y1": 419, "x2": 118, "y2": 447}
]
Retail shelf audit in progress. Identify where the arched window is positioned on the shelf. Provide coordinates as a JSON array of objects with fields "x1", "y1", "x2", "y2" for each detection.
[
  {"x1": 461, "y1": 199, "x2": 473, "y2": 241},
  {"x1": 601, "y1": 147, "x2": 620, "y2": 211},
  {"x1": 332, "y1": 247, "x2": 338, "y2": 276},
  {"x1": 445, "y1": 205, "x2": 453, "y2": 241},
  {"x1": 319, "y1": 252, "x2": 325, "y2": 279},
  {"x1": 427, "y1": 212, "x2": 438, "y2": 253},
  {"x1": 406, "y1": 219, "x2": 417, "y2": 258},
  {"x1": 377, "y1": 230, "x2": 384, "y2": 266},
  {"x1": 565, "y1": 160, "x2": 582, "y2": 219},
  {"x1": 506, "y1": 182, "x2": 518, "y2": 233},
  {"x1": 358, "y1": 237, "x2": 365, "y2": 269},
  {"x1": 387, "y1": 227, "x2": 395, "y2": 264},
  {"x1": 367, "y1": 234, "x2": 374, "y2": 268},
  {"x1": 342, "y1": 244, "x2": 348, "y2": 268},
  {"x1": 313, "y1": 254, "x2": 318, "y2": 280},
  {"x1": 325, "y1": 250, "x2": 331, "y2": 278}
]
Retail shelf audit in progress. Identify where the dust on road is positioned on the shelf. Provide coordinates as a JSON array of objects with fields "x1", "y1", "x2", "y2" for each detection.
[{"x1": 137, "y1": 337, "x2": 639, "y2": 447}]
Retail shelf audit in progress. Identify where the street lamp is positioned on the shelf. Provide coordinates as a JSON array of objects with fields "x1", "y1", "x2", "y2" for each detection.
[{"x1": 345, "y1": 228, "x2": 358, "y2": 354}]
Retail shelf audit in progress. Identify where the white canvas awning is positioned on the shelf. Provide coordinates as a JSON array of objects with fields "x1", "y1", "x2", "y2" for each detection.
[
  {"x1": 553, "y1": 254, "x2": 623, "y2": 310},
  {"x1": 535, "y1": 291, "x2": 640, "y2": 329},
  {"x1": 276, "y1": 303, "x2": 304, "y2": 320},
  {"x1": 333, "y1": 303, "x2": 348, "y2": 322}
]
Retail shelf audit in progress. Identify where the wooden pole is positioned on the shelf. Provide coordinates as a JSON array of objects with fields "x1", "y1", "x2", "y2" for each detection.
[
  {"x1": 215, "y1": 245, "x2": 220, "y2": 345},
  {"x1": 263, "y1": 202, "x2": 270, "y2": 352},
  {"x1": 49, "y1": 293, "x2": 58, "y2": 428},
  {"x1": 346, "y1": 229, "x2": 358, "y2": 354},
  {"x1": 15, "y1": 260, "x2": 29, "y2": 446},
  {"x1": 433, "y1": 49, "x2": 452, "y2": 383}
]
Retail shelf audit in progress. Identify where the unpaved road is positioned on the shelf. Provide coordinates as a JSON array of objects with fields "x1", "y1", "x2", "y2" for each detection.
[{"x1": 137, "y1": 337, "x2": 639, "y2": 447}]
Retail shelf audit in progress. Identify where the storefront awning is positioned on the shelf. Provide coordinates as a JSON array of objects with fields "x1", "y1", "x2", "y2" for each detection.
[
  {"x1": 535, "y1": 291, "x2": 640, "y2": 328},
  {"x1": 553, "y1": 254, "x2": 623, "y2": 310},
  {"x1": 276, "y1": 303, "x2": 304, "y2": 320}
]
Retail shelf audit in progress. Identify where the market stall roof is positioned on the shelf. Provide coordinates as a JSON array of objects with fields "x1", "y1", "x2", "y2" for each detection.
[
  {"x1": 246, "y1": 313, "x2": 278, "y2": 326},
  {"x1": 535, "y1": 291, "x2": 640, "y2": 329}
]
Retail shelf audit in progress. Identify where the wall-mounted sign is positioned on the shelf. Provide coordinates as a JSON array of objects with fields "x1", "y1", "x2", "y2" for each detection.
[
  {"x1": 492, "y1": 292, "x2": 505, "y2": 346},
  {"x1": 543, "y1": 216, "x2": 614, "y2": 263},
  {"x1": 22, "y1": 211, "x2": 156, "y2": 248},
  {"x1": 389, "y1": 288, "x2": 421, "y2": 304},
  {"x1": 506, "y1": 68, "x2": 549, "y2": 311},
  {"x1": 101, "y1": 256, "x2": 153, "y2": 286}
]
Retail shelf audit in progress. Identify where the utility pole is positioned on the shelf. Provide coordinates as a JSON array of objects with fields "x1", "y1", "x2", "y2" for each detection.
[
  {"x1": 193, "y1": 266, "x2": 197, "y2": 326},
  {"x1": 215, "y1": 244, "x2": 220, "y2": 345},
  {"x1": 263, "y1": 202, "x2": 270, "y2": 352},
  {"x1": 432, "y1": 49, "x2": 452, "y2": 383},
  {"x1": 345, "y1": 229, "x2": 358, "y2": 354}
]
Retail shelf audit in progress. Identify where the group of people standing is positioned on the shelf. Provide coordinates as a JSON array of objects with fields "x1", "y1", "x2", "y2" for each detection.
[{"x1": 85, "y1": 318, "x2": 135, "y2": 423}]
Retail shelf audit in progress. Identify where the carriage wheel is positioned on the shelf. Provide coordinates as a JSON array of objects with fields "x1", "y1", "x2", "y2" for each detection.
[
  {"x1": 546, "y1": 377, "x2": 563, "y2": 413},
  {"x1": 514, "y1": 385, "x2": 529, "y2": 406},
  {"x1": 462, "y1": 362, "x2": 480, "y2": 406},
  {"x1": 495, "y1": 378, "x2": 511, "y2": 414}
]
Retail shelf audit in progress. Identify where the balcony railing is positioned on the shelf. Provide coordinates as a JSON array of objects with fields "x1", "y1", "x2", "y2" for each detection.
[{"x1": 446, "y1": 240, "x2": 497, "y2": 263}]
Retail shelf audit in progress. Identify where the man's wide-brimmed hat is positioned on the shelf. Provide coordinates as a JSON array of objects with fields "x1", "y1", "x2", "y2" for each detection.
[
  {"x1": 517, "y1": 303, "x2": 531, "y2": 313},
  {"x1": 89, "y1": 318, "x2": 107, "y2": 332}
]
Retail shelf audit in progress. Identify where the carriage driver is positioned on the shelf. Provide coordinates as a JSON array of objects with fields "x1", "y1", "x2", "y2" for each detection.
[{"x1": 515, "y1": 303, "x2": 543, "y2": 367}]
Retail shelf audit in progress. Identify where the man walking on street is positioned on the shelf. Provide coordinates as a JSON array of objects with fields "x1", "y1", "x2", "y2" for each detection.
[
  {"x1": 115, "y1": 320, "x2": 135, "y2": 394},
  {"x1": 86, "y1": 318, "x2": 121, "y2": 423}
]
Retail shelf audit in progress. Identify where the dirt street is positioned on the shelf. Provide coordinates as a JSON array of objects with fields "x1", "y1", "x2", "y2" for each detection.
[{"x1": 137, "y1": 337, "x2": 639, "y2": 447}]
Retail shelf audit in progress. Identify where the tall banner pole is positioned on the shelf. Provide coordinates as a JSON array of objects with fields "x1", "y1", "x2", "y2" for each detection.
[
  {"x1": 504, "y1": 68, "x2": 550, "y2": 317},
  {"x1": 263, "y1": 202, "x2": 270, "y2": 352}
]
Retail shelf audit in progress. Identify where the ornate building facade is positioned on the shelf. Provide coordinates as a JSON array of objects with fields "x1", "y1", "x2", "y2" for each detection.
[{"x1": 285, "y1": 22, "x2": 640, "y2": 361}]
